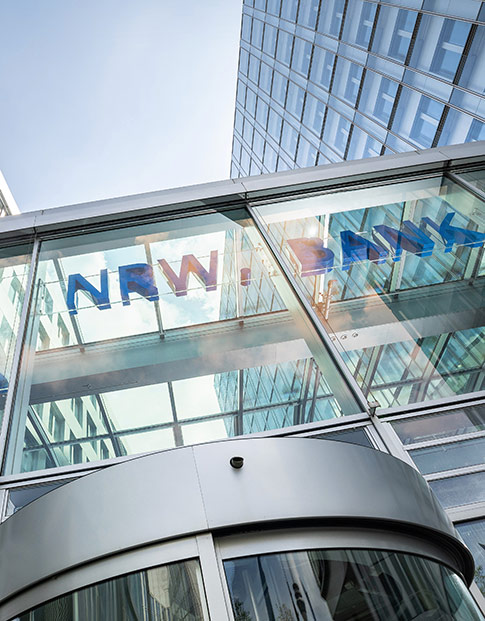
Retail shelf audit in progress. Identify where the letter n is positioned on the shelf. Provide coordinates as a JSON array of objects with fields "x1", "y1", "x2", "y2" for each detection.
[
  {"x1": 66, "y1": 270, "x2": 111, "y2": 315},
  {"x1": 373, "y1": 221, "x2": 434, "y2": 262}
]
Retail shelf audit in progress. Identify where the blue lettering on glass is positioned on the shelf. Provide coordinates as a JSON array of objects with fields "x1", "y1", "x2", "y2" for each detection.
[
  {"x1": 64, "y1": 213, "x2": 484, "y2": 313},
  {"x1": 340, "y1": 230, "x2": 388, "y2": 271},
  {"x1": 422, "y1": 212, "x2": 485, "y2": 253},
  {"x1": 287, "y1": 237, "x2": 334, "y2": 276},
  {"x1": 158, "y1": 251, "x2": 218, "y2": 297},
  {"x1": 119, "y1": 263, "x2": 159, "y2": 306},
  {"x1": 67, "y1": 270, "x2": 111, "y2": 316},
  {"x1": 373, "y1": 220, "x2": 434, "y2": 262}
]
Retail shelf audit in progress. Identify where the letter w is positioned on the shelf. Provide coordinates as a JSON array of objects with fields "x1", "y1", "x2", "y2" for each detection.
[{"x1": 158, "y1": 251, "x2": 218, "y2": 297}]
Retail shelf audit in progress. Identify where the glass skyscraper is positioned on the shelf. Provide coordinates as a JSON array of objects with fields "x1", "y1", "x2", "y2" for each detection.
[{"x1": 231, "y1": 0, "x2": 485, "y2": 178}]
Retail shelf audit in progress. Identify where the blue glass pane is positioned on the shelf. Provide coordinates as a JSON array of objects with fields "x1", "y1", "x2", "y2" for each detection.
[
  {"x1": 292, "y1": 37, "x2": 312, "y2": 77},
  {"x1": 239, "y1": 49, "x2": 249, "y2": 76},
  {"x1": 310, "y1": 47, "x2": 335, "y2": 91},
  {"x1": 242, "y1": 15, "x2": 252, "y2": 42},
  {"x1": 276, "y1": 30, "x2": 293, "y2": 66},
  {"x1": 318, "y1": 0, "x2": 346, "y2": 37},
  {"x1": 342, "y1": 0, "x2": 377, "y2": 49},
  {"x1": 286, "y1": 81, "x2": 305, "y2": 120},
  {"x1": 251, "y1": 19, "x2": 264, "y2": 49},
  {"x1": 271, "y1": 72, "x2": 288, "y2": 105},
  {"x1": 459, "y1": 26, "x2": 485, "y2": 96},
  {"x1": 373, "y1": 7, "x2": 417, "y2": 62},
  {"x1": 392, "y1": 89, "x2": 444, "y2": 149},
  {"x1": 263, "y1": 23, "x2": 277, "y2": 56},
  {"x1": 259, "y1": 62, "x2": 273, "y2": 94},
  {"x1": 280, "y1": 0, "x2": 297, "y2": 21},
  {"x1": 296, "y1": 137, "x2": 317, "y2": 167},
  {"x1": 268, "y1": 107, "x2": 283, "y2": 140},
  {"x1": 248, "y1": 55, "x2": 260, "y2": 84},
  {"x1": 297, "y1": 0, "x2": 319, "y2": 29},
  {"x1": 411, "y1": 15, "x2": 471, "y2": 81},
  {"x1": 281, "y1": 120, "x2": 299, "y2": 157},
  {"x1": 255, "y1": 97, "x2": 269, "y2": 127},
  {"x1": 303, "y1": 93, "x2": 326, "y2": 135}
]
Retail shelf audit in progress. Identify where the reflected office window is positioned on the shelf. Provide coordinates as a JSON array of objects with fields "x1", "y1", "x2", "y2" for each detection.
[
  {"x1": 310, "y1": 47, "x2": 335, "y2": 91},
  {"x1": 252, "y1": 175, "x2": 485, "y2": 409},
  {"x1": 466, "y1": 119, "x2": 485, "y2": 143},
  {"x1": 373, "y1": 77, "x2": 399, "y2": 126},
  {"x1": 410, "y1": 15, "x2": 471, "y2": 81},
  {"x1": 291, "y1": 38, "x2": 312, "y2": 77},
  {"x1": 18, "y1": 559, "x2": 210, "y2": 621},
  {"x1": 392, "y1": 89, "x2": 444, "y2": 149},
  {"x1": 430, "y1": 19, "x2": 471, "y2": 81},
  {"x1": 0, "y1": 242, "x2": 33, "y2": 426},
  {"x1": 456, "y1": 520, "x2": 485, "y2": 597},
  {"x1": 8, "y1": 208, "x2": 361, "y2": 474},
  {"x1": 225, "y1": 549, "x2": 482, "y2": 620},
  {"x1": 297, "y1": 0, "x2": 319, "y2": 29},
  {"x1": 318, "y1": 0, "x2": 345, "y2": 38},
  {"x1": 382, "y1": 8, "x2": 417, "y2": 62},
  {"x1": 276, "y1": 30, "x2": 293, "y2": 66},
  {"x1": 409, "y1": 95, "x2": 444, "y2": 149},
  {"x1": 302, "y1": 93, "x2": 325, "y2": 136}
]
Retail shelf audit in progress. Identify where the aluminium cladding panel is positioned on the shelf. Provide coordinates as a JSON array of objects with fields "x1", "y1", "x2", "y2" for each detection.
[{"x1": 0, "y1": 437, "x2": 475, "y2": 611}]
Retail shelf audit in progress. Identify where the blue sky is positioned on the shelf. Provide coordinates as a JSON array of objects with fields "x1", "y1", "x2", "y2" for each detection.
[{"x1": 0, "y1": 0, "x2": 242, "y2": 212}]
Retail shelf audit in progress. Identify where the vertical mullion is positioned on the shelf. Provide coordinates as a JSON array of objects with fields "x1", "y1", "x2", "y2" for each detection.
[{"x1": 0, "y1": 237, "x2": 41, "y2": 475}]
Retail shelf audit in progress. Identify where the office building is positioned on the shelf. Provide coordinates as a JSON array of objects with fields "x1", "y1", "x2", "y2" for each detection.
[
  {"x1": 231, "y1": 0, "x2": 485, "y2": 177},
  {"x1": 0, "y1": 142, "x2": 484, "y2": 618}
]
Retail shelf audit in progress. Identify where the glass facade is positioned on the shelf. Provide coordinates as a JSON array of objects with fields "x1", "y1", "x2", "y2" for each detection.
[
  {"x1": 18, "y1": 559, "x2": 209, "y2": 620},
  {"x1": 231, "y1": 0, "x2": 485, "y2": 177},
  {"x1": 225, "y1": 549, "x2": 482, "y2": 620},
  {"x1": 5, "y1": 208, "x2": 360, "y2": 475},
  {"x1": 253, "y1": 175, "x2": 485, "y2": 409},
  {"x1": 0, "y1": 148, "x2": 484, "y2": 611}
]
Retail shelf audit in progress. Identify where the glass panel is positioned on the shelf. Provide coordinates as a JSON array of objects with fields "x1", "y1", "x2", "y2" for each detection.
[
  {"x1": 410, "y1": 14, "x2": 471, "y2": 81},
  {"x1": 225, "y1": 549, "x2": 482, "y2": 620},
  {"x1": 0, "y1": 242, "x2": 33, "y2": 425},
  {"x1": 252, "y1": 176, "x2": 485, "y2": 409},
  {"x1": 359, "y1": 73, "x2": 398, "y2": 127},
  {"x1": 410, "y1": 436, "x2": 485, "y2": 474},
  {"x1": 456, "y1": 168, "x2": 485, "y2": 195},
  {"x1": 19, "y1": 559, "x2": 209, "y2": 620},
  {"x1": 341, "y1": 0, "x2": 377, "y2": 50},
  {"x1": 372, "y1": 7, "x2": 417, "y2": 63},
  {"x1": 9, "y1": 209, "x2": 360, "y2": 474},
  {"x1": 393, "y1": 405, "x2": 485, "y2": 445},
  {"x1": 430, "y1": 472, "x2": 485, "y2": 508},
  {"x1": 459, "y1": 25, "x2": 485, "y2": 96},
  {"x1": 456, "y1": 520, "x2": 485, "y2": 597},
  {"x1": 310, "y1": 47, "x2": 335, "y2": 91},
  {"x1": 318, "y1": 0, "x2": 346, "y2": 38},
  {"x1": 392, "y1": 89, "x2": 444, "y2": 149},
  {"x1": 315, "y1": 427, "x2": 374, "y2": 448}
]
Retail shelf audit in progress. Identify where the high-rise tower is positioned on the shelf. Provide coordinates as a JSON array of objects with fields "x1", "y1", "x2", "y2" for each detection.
[{"x1": 231, "y1": 0, "x2": 485, "y2": 177}]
